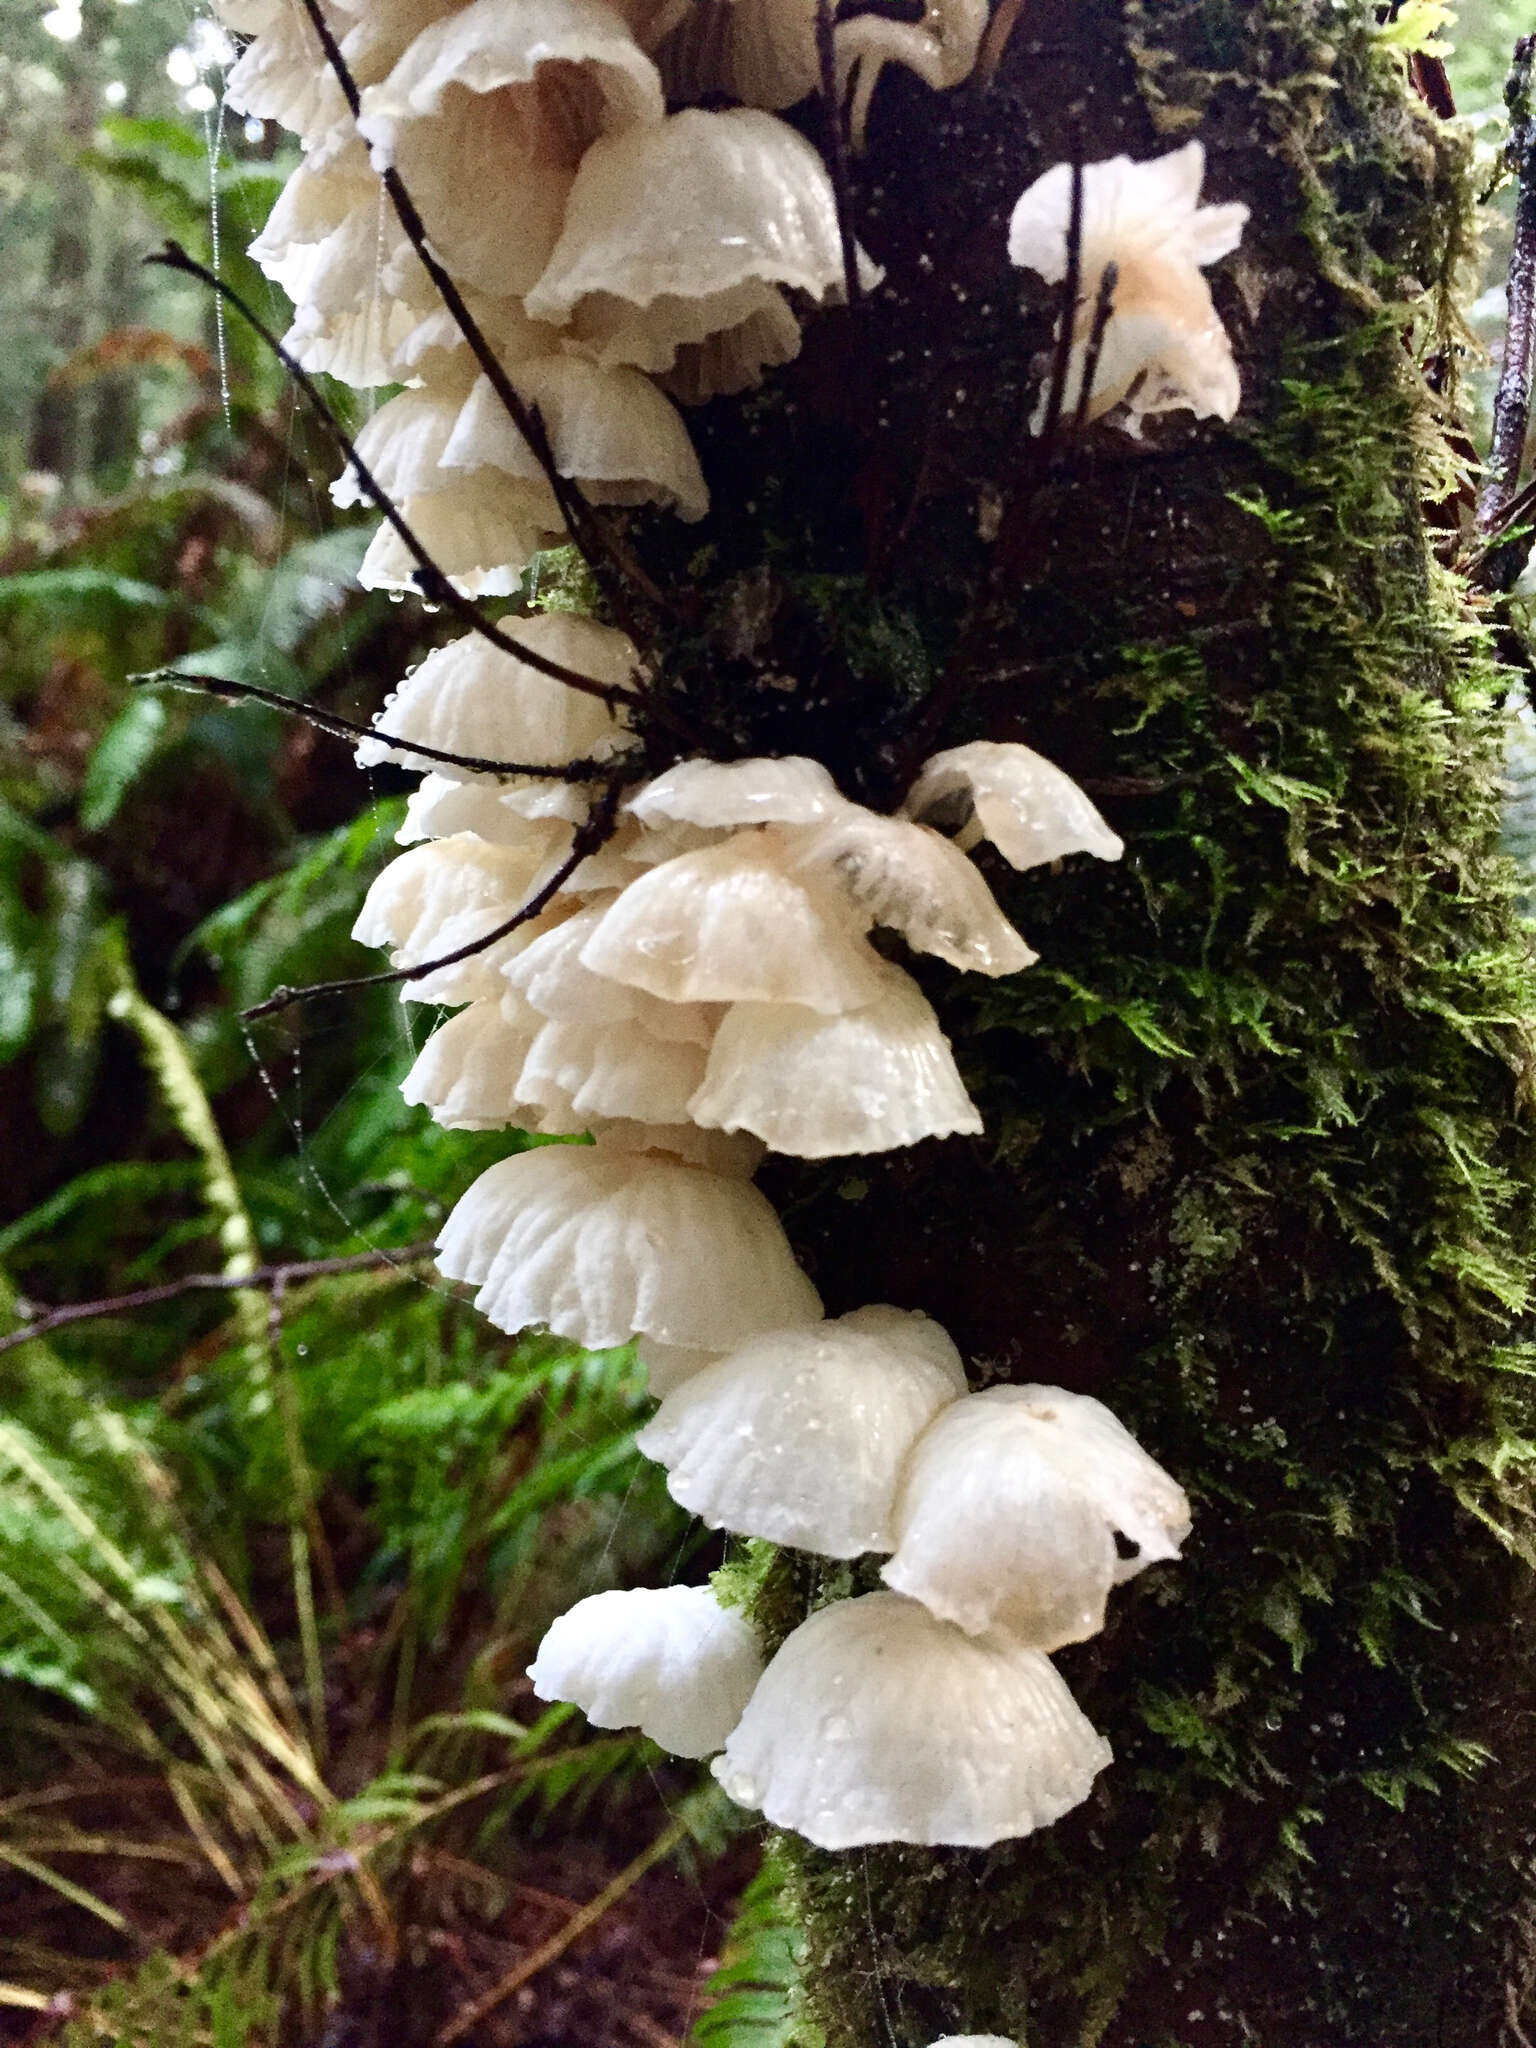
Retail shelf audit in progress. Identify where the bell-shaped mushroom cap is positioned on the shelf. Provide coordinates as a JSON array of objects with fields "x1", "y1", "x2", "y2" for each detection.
[
  {"x1": 579, "y1": 833, "x2": 888, "y2": 1013},
  {"x1": 904, "y1": 741, "x2": 1124, "y2": 869},
  {"x1": 627, "y1": 755, "x2": 849, "y2": 831},
  {"x1": 352, "y1": 838, "x2": 569, "y2": 1001},
  {"x1": 224, "y1": 1, "x2": 351, "y2": 144},
  {"x1": 636, "y1": 1305, "x2": 965, "y2": 1556},
  {"x1": 712, "y1": 1591, "x2": 1111, "y2": 1848},
  {"x1": 436, "y1": 1145, "x2": 822, "y2": 1350},
  {"x1": 1008, "y1": 143, "x2": 1248, "y2": 431},
  {"x1": 518, "y1": 1012, "x2": 710, "y2": 1125},
  {"x1": 505, "y1": 903, "x2": 721, "y2": 1045},
  {"x1": 356, "y1": 477, "x2": 561, "y2": 599},
  {"x1": 881, "y1": 1385, "x2": 1192, "y2": 1648},
  {"x1": 525, "y1": 108, "x2": 872, "y2": 383},
  {"x1": 528, "y1": 1585, "x2": 762, "y2": 1758},
  {"x1": 401, "y1": 995, "x2": 543, "y2": 1130},
  {"x1": 689, "y1": 959, "x2": 982, "y2": 1157},
  {"x1": 442, "y1": 357, "x2": 709, "y2": 523},
  {"x1": 397, "y1": 775, "x2": 573, "y2": 848},
  {"x1": 357, "y1": 616, "x2": 636, "y2": 775},
  {"x1": 657, "y1": 0, "x2": 820, "y2": 111},
  {"x1": 661, "y1": 287, "x2": 805, "y2": 404},
  {"x1": 330, "y1": 379, "x2": 473, "y2": 512},
  {"x1": 775, "y1": 816, "x2": 1035, "y2": 976},
  {"x1": 359, "y1": 0, "x2": 664, "y2": 298}
]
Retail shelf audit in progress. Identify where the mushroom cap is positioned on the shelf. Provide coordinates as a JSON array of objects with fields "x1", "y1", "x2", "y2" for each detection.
[
  {"x1": 400, "y1": 995, "x2": 542, "y2": 1129},
  {"x1": 397, "y1": 775, "x2": 580, "y2": 849},
  {"x1": 881, "y1": 1385, "x2": 1191, "y2": 1647},
  {"x1": 636, "y1": 1305, "x2": 965, "y2": 1556},
  {"x1": 525, "y1": 107, "x2": 855, "y2": 327},
  {"x1": 1008, "y1": 144, "x2": 1247, "y2": 431},
  {"x1": 712, "y1": 1591, "x2": 1111, "y2": 1848},
  {"x1": 363, "y1": 0, "x2": 663, "y2": 134},
  {"x1": 927, "y1": 2038, "x2": 1019, "y2": 2047},
  {"x1": 578, "y1": 833, "x2": 888, "y2": 1013},
  {"x1": 225, "y1": 3, "x2": 351, "y2": 143},
  {"x1": 657, "y1": 0, "x2": 821, "y2": 111},
  {"x1": 688, "y1": 958, "x2": 982, "y2": 1157},
  {"x1": 356, "y1": 480, "x2": 560, "y2": 598},
  {"x1": 505, "y1": 903, "x2": 722, "y2": 1045},
  {"x1": 442, "y1": 357, "x2": 709, "y2": 523},
  {"x1": 528, "y1": 1584, "x2": 762, "y2": 1758},
  {"x1": 774, "y1": 815, "x2": 1036, "y2": 976},
  {"x1": 357, "y1": 616, "x2": 636, "y2": 775},
  {"x1": 331, "y1": 379, "x2": 472, "y2": 511},
  {"x1": 1007, "y1": 142, "x2": 1247, "y2": 287},
  {"x1": 435, "y1": 1144, "x2": 822, "y2": 1350},
  {"x1": 627, "y1": 755, "x2": 849, "y2": 831},
  {"x1": 518, "y1": 1011, "x2": 710, "y2": 1124},
  {"x1": 352, "y1": 838, "x2": 570, "y2": 1001},
  {"x1": 905, "y1": 741, "x2": 1124, "y2": 870}
]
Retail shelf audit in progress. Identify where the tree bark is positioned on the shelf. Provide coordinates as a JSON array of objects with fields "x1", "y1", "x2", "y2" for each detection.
[{"x1": 625, "y1": 0, "x2": 1536, "y2": 2039}]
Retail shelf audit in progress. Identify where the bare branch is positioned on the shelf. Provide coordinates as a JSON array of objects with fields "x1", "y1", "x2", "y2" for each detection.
[
  {"x1": 145, "y1": 241, "x2": 641, "y2": 714},
  {"x1": 1035, "y1": 151, "x2": 1085, "y2": 458},
  {"x1": 1478, "y1": 37, "x2": 1536, "y2": 537},
  {"x1": 241, "y1": 778, "x2": 625, "y2": 1020},
  {"x1": 1071, "y1": 258, "x2": 1117, "y2": 433},
  {"x1": 135, "y1": 669, "x2": 639, "y2": 785},
  {"x1": 0, "y1": 1245, "x2": 438, "y2": 1359}
]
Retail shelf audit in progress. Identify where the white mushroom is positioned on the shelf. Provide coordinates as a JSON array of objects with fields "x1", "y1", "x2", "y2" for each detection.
[
  {"x1": 774, "y1": 814, "x2": 1035, "y2": 975},
  {"x1": 357, "y1": 616, "x2": 636, "y2": 777},
  {"x1": 436, "y1": 1144, "x2": 822, "y2": 1350},
  {"x1": 352, "y1": 837, "x2": 572, "y2": 1001},
  {"x1": 1007, "y1": 141, "x2": 1248, "y2": 433},
  {"x1": 517, "y1": 1011, "x2": 710, "y2": 1124},
  {"x1": 400, "y1": 996, "x2": 543, "y2": 1130},
  {"x1": 441, "y1": 357, "x2": 709, "y2": 523},
  {"x1": 656, "y1": 0, "x2": 820, "y2": 112},
  {"x1": 626, "y1": 755, "x2": 850, "y2": 831},
  {"x1": 904, "y1": 740, "x2": 1124, "y2": 869},
  {"x1": 688, "y1": 957, "x2": 981, "y2": 1156},
  {"x1": 712, "y1": 1591, "x2": 1111, "y2": 1848},
  {"x1": 578, "y1": 832, "x2": 889, "y2": 1013},
  {"x1": 528, "y1": 1584, "x2": 763, "y2": 1758},
  {"x1": 358, "y1": 0, "x2": 665, "y2": 298},
  {"x1": 525, "y1": 108, "x2": 877, "y2": 399},
  {"x1": 505, "y1": 903, "x2": 722, "y2": 1045},
  {"x1": 636, "y1": 1305, "x2": 964, "y2": 1555},
  {"x1": 882, "y1": 1384, "x2": 1192, "y2": 1648},
  {"x1": 355, "y1": 477, "x2": 561, "y2": 598}
]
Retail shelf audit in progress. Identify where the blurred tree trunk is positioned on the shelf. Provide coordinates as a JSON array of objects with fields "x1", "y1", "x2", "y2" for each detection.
[{"x1": 649, "y1": 0, "x2": 1536, "y2": 2040}]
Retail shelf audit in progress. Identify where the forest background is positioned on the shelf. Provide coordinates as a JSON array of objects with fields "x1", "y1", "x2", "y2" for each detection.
[{"x1": 0, "y1": 1, "x2": 1532, "y2": 2042}]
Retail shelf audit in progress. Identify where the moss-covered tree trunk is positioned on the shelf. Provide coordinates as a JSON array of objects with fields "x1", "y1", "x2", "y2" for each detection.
[{"x1": 631, "y1": 0, "x2": 1536, "y2": 2039}]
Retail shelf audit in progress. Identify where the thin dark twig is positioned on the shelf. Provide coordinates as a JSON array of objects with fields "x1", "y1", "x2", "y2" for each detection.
[
  {"x1": 1072, "y1": 258, "x2": 1117, "y2": 433},
  {"x1": 0, "y1": 1244, "x2": 437, "y2": 1358},
  {"x1": 815, "y1": 0, "x2": 862, "y2": 311},
  {"x1": 242, "y1": 779, "x2": 625, "y2": 1020},
  {"x1": 1035, "y1": 152, "x2": 1085, "y2": 458},
  {"x1": 1478, "y1": 36, "x2": 1536, "y2": 537},
  {"x1": 135, "y1": 669, "x2": 636, "y2": 785},
  {"x1": 145, "y1": 242, "x2": 640, "y2": 714}
]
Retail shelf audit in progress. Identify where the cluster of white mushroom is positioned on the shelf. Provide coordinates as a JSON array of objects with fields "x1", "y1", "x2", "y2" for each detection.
[
  {"x1": 343, "y1": 604, "x2": 1190, "y2": 1849},
  {"x1": 223, "y1": 0, "x2": 1256, "y2": 1869},
  {"x1": 529, "y1": 1320, "x2": 1188, "y2": 1849},
  {"x1": 222, "y1": 0, "x2": 1247, "y2": 603}
]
